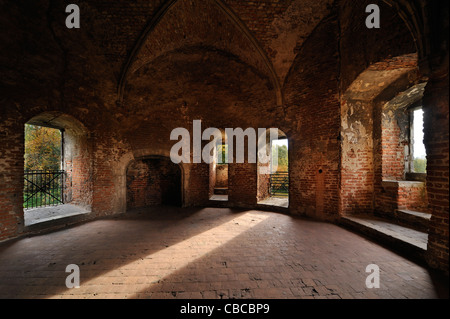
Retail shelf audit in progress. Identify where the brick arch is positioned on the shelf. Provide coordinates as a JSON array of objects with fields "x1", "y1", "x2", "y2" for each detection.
[
  {"x1": 26, "y1": 112, "x2": 89, "y2": 136},
  {"x1": 125, "y1": 155, "x2": 185, "y2": 210},
  {"x1": 118, "y1": 0, "x2": 282, "y2": 105},
  {"x1": 121, "y1": 46, "x2": 278, "y2": 135},
  {"x1": 383, "y1": 0, "x2": 428, "y2": 69},
  {"x1": 337, "y1": 0, "x2": 418, "y2": 93},
  {"x1": 26, "y1": 112, "x2": 94, "y2": 211},
  {"x1": 340, "y1": 55, "x2": 422, "y2": 215},
  {"x1": 338, "y1": 52, "x2": 435, "y2": 228}
]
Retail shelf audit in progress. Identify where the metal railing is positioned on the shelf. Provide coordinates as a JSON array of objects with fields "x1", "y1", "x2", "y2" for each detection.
[
  {"x1": 24, "y1": 170, "x2": 64, "y2": 209},
  {"x1": 270, "y1": 172, "x2": 289, "y2": 197}
]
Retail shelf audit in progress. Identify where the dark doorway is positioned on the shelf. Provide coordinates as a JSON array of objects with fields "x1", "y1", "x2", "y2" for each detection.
[{"x1": 127, "y1": 157, "x2": 182, "y2": 210}]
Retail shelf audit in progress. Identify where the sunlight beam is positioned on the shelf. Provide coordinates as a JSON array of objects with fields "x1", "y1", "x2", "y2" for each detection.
[{"x1": 50, "y1": 211, "x2": 269, "y2": 298}]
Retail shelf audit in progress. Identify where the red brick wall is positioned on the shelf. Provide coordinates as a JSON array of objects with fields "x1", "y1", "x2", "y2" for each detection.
[
  {"x1": 0, "y1": 120, "x2": 25, "y2": 241},
  {"x1": 337, "y1": 0, "x2": 417, "y2": 219},
  {"x1": 381, "y1": 122, "x2": 406, "y2": 180},
  {"x1": 398, "y1": 182, "x2": 428, "y2": 211},
  {"x1": 215, "y1": 165, "x2": 228, "y2": 188},
  {"x1": 371, "y1": 68, "x2": 425, "y2": 217},
  {"x1": 127, "y1": 160, "x2": 161, "y2": 209},
  {"x1": 184, "y1": 164, "x2": 210, "y2": 207},
  {"x1": 228, "y1": 163, "x2": 258, "y2": 208},
  {"x1": 63, "y1": 130, "x2": 93, "y2": 209},
  {"x1": 375, "y1": 181, "x2": 428, "y2": 216},
  {"x1": 126, "y1": 158, "x2": 182, "y2": 209},
  {"x1": 340, "y1": 100, "x2": 375, "y2": 215},
  {"x1": 283, "y1": 11, "x2": 341, "y2": 220},
  {"x1": 257, "y1": 161, "x2": 271, "y2": 202},
  {"x1": 423, "y1": 71, "x2": 449, "y2": 273},
  {"x1": 338, "y1": 0, "x2": 417, "y2": 93},
  {"x1": 90, "y1": 131, "x2": 131, "y2": 216}
]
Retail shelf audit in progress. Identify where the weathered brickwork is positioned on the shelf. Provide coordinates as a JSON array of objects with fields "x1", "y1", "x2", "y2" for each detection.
[
  {"x1": 423, "y1": 71, "x2": 449, "y2": 273},
  {"x1": 283, "y1": 10, "x2": 341, "y2": 220},
  {"x1": 375, "y1": 181, "x2": 428, "y2": 217},
  {"x1": 257, "y1": 161, "x2": 271, "y2": 202},
  {"x1": 0, "y1": 0, "x2": 447, "y2": 273},
  {"x1": 127, "y1": 158, "x2": 182, "y2": 209}
]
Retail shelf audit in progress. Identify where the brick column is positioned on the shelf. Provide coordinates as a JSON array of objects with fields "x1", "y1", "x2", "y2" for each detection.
[
  {"x1": 0, "y1": 119, "x2": 25, "y2": 241},
  {"x1": 423, "y1": 69, "x2": 449, "y2": 274}
]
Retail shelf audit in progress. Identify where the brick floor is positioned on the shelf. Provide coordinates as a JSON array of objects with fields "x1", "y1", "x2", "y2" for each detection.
[{"x1": 0, "y1": 207, "x2": 448, "y2": 299}]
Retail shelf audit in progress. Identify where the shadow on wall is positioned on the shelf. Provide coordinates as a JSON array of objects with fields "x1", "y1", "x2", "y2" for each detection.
[{"x1": 126, "y1": 157, "x2": 182, "y2": 210}]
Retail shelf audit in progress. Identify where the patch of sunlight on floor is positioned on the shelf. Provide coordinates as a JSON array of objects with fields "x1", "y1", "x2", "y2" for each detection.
[{"x1": 48, "y1": 211, "x2": 270, "y2": 298}]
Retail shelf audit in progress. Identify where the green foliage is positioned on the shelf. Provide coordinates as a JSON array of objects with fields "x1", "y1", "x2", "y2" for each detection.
[
  {"x1": 24, "y1": 124, "x2": 62, "y2": 171},
  {"x1": 23, "y1": 188, "x2": 63, "y2": 208},
  {"x1": 215, "y1": 142, "x2": 288, "y2": 171},
  {"x1": 272, "y1": 144, "x2": 288, "y2": 173},
  {"x1": 414, "y1": 158, "x2": 427, "y2": 173},
  {"x1": 217, "y1": 144, "x2": 228, "y2": 164}
]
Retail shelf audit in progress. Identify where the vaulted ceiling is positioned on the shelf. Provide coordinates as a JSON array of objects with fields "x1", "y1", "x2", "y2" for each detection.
[
  {"x1": 1, "y1": 0, "x2": 426, "y2": 123},
  {"x1": 118, "y1": 0, "x2": 335, "y2": 105}
]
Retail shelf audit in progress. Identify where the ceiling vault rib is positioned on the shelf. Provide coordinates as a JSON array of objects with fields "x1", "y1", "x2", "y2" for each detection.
[
  {"x1": 117, "y1": 0, "x2": 178, "y2": 103},
  {"x1": 117, "y1": 0, "x2": 283, "y2": 106},
  {"x1": 212, "y1": 0, "x2": 283, "y2": 106}
]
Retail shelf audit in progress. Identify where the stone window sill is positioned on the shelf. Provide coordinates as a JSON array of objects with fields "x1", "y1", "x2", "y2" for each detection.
[{"x1": 381, "y1": 180, "x2": 425, "y2": 189}]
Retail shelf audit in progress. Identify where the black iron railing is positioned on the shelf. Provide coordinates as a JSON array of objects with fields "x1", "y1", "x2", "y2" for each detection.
[
  {"x1": 270, "y1": 172, "x2": 289, "y2": 197},
  {"x1": 24, "y1": 170, "x2": 64, "y2": 209}
]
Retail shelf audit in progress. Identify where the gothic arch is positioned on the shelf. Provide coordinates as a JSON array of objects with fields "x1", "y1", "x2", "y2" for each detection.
[{"x1": 118, "y1": 0, "x2": 282, "y2": 105}]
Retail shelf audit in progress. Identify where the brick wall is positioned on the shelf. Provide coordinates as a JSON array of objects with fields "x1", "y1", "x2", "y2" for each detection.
[
  {"x1": 283, "y1": 10, "x2": 341, "y2": 221},
  {"x1": 63, "y1": 128, "x2": 93, "y2": 209},
  {"x1": 338, "y1": 0, "x2": 417, "y2": 92},
  {"x1": 215, "y1": 165, "x2": 228, "y2": 188},
  {"x1": 126, "y1": 158, "x2": 182, "y2": 209},
  {"x1": 257, "y1": 161, "x2": 271, "y2": 202},
  {"x1": 228, "y1": 163, "x2": 258, "y2": 208},
  {"x1": 380, "y1": 116, "x2": 407, "y2": 181},
  {"x1": 184, "y1": 164, "x2": 210, "y2": 207},
  {"x1": 340, "y1": 57, "x2": 422, "y2": 217},
  {"x1": 341, "y1": 100, "x2": 375, "y2": 215},
  {"x1": 423, "y1": 71, "x2": 449, "y2": 273},
  {"x1": 375, "y1": 181, "x2": 428, "y2": 216},
  {"x1": 0, "y1": 119, "x2": 25, "y2": 241}
]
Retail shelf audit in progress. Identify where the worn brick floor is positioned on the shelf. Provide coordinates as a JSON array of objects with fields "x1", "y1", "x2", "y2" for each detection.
[{"x1": 0, "y1": 207, "x2": 448, "y2": 299}]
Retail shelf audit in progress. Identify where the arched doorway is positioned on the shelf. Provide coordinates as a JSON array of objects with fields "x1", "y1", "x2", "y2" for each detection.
[
  {"x1": 340, "y1": 54, "x2": 428, "y2": 217},
  {"x1": 209, "y1": 129, "x2": 229, "y2": 202},
  {"x1": 23, "y1": 112, "x2": 93, "y2": 227},
  {"x1": 126, "y1": 157, "x2": 183, "y2": 210},
  {"x1": 257, "y1": 129, "x2": 289, "y2": 208}
]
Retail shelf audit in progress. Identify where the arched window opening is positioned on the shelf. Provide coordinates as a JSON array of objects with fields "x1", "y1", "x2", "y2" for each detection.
[
  {"x1": 24, "y1": 124, "x2": 64, "y2": 209},
  {"x1": 23, "y1": 113, "x2": 92, "y2": 227},
  {"x1": 257, "y1": 130, "x2": 289, "y2": 208},
  {"x1": 409, "y1": 106, "x2": 427, "y2": 175},
  {"x1": 210, "y1": 130, "x2": 229, "y2": 202},
  {"x1": 126, "y1": 157, "x2": 183, "y2": 210}
]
